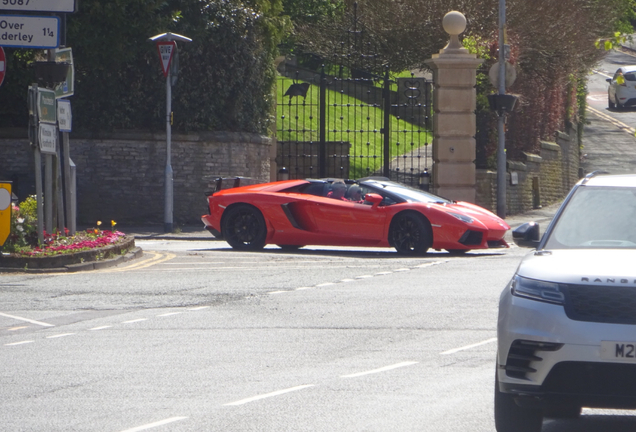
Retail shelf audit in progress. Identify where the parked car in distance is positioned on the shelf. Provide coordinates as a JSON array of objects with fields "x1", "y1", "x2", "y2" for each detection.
[
  {"x1": 202, "y1": 177, "x2": 510, "y2": 255},
  {"x1": 496, "y1": 172, "x2": 636, "y2": 432},
  {"x1": 607, "y1": 65, "x2": 636, "y2": 109}
]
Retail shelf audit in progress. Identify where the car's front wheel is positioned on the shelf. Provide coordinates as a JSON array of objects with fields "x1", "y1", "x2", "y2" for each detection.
[
  {"x1": 389, "y1": 212, "x2": 432, "y2": 255},
  {"x1": 221, "y1": 204, "x2": 267, "y2": 251},
  {"x1": 494, "y1": 372, "x2": 543, "y2": 432}
]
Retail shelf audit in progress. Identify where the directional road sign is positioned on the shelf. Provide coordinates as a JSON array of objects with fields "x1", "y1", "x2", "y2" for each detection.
[
  {"x1": 0, "y1": 14, "x2": 60, "y2": 48},
  {"x1": 0, "y1": 0, "x2": 76, "y2": 13}
]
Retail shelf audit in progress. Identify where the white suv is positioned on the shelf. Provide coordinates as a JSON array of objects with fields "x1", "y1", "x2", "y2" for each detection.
[{"x1": 496, "y1": 172, "x2": 636, "y2": 432}]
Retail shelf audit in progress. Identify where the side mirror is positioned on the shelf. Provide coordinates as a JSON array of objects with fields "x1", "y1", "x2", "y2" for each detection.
[
  {"x1": 606, "y1": 78, "x2": 612, "y2": 83},
  {"x1": 364, "y1": 193, "x2": 383, "y2": 207},
  {"x1": 512, "y1": 222, "x2": 541, "y2": 248}
]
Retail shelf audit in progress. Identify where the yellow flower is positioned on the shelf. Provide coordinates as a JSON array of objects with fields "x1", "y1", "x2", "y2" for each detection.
[
  {"x1": 97, "y1": 221, "x2": 102, "y2": 226},
  {"x1": 111, "y1": 220, "x2": 117, "y2": 227}
]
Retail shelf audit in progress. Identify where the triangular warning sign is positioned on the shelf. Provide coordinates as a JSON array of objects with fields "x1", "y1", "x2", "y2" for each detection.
[{"x1": 156, "y1": 41, "x2": 176, "y2": 78}]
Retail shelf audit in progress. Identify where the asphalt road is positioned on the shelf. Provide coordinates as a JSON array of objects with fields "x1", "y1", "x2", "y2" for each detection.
[{"x1": 2, "y1": 50, "x2": 636, "y2": 432}]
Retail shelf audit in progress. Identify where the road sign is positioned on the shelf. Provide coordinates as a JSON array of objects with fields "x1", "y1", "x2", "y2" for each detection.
[
  {"x1": 156, "y1": 41, "x2": 176, "y2": 77},
  {"x1": 54, "y1": 47, "x2": 74, "y2": 98},
  {"x1": 0, "y1": 181, "x2": 11, "y2": 247},
  {"x1": 57, "y1": 99, "x2": 72, "y2": 132},
  {"x1": 39, "y1": 123, "x2": 57, "y2": 154},
  {"x1": 0, "y1": 0, "x2": 75, "y2": 13},
  {"x1": 37, "y1": 88, "x2": 56, "y2": 124},
  {"x1": 0, "y1": 15, "x2": 60, "y2": 48},
  {"x1": 0, "y1": 47, "x2": 5, "y2": 87}
]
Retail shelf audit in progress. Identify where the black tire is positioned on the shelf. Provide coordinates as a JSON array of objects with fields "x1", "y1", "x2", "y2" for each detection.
[
  {"x1": 544, "y1": 404, "x2": 581, "y2": 419},
  {"x1": 389, "y1": 212, "x2": 433, "y2": 255},
  {"x1": 221, "y1": 204, "x2": 267, "y2": 251},
  {"x1": 277, "y1": 245, "x2": 304, "y2": 251},
  {"x1": 494, "y1": 373, "x2": 543, "y2": 432},
  {"x1": 609, "y1": 95, "x2": 616, "y2": 109}
]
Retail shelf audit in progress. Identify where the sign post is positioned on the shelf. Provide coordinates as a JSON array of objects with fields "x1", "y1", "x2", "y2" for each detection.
[
  {"x1": 0, "y1": 15, "x2": 60, "y2": 48},
  {"x1": 149, "y1": 32, "x2": 192, "y2": 233},
  {"x1": 0, "y1": 47, "x2": 5, "y2": 87}
]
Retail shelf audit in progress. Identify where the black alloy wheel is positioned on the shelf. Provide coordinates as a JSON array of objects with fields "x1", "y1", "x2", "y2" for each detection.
[
  {"x1": 221, "y1": 204, "x2": 267, "y2": 251},
  {"x1": 389, "y1": 212, "x2": 432, "y2": 255}
]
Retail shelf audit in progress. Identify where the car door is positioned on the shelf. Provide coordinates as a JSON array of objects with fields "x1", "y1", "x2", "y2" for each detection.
[{"x1": 312, "y1": 191, "x2": 387, "y2": 241}]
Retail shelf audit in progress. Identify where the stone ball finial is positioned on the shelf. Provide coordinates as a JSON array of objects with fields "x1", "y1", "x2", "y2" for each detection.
[
  {"x1": 443, "y1": 11, "x2": 467, "y2": 36},
  {"x1": 442, "y1": 11, "x2": 467, "y2": 52}
]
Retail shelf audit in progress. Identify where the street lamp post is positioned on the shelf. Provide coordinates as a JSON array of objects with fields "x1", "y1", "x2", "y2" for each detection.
[
  {"x1": 496, "y1": 0, "x2": 507, "y2": 219},
  {"x1": 149, "y1": 32, "x2": 192, "y2": 232}
]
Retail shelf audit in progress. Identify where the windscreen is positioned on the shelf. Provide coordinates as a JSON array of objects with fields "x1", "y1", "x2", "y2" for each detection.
[{"x1": 545, "y1": 186, "x2": 636, "y2": 249}]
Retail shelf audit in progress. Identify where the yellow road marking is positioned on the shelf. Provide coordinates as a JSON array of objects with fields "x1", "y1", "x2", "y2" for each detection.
[
  {"x1": 587, "y1": 106, "x2": 636, "y2": 135},
  {"x1": 105, "y1": 252, "x2": 176, "y2": 272}
]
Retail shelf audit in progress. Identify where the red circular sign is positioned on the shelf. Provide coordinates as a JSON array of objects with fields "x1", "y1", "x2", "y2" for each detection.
[{"x1": 0, "y1": 47, "x2": 5, "y2": 87}]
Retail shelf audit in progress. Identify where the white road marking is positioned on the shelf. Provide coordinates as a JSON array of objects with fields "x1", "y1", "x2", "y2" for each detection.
[
  {"x1": 593, "y1": 69, "x2": 612, "y2": 79},
  {"x1": 118, "y1": 416, "x2": 188, "y2": 432},
  {"x1": 340, "y1": 361, "x2": 419, "y2": 378},
  {"x1": 187, "y1": 306, "x2": 209, "y2": 311},
  {"x1": 268, "y1": 290, "x2": 287, "y2": 295},
  {"x1": 316, "y1": 282, "x2": 335, "y2": 287},
  {"x1": 224, "y1": 384, "x2": 315, "y2": 406},
  {"x1": 440, "y1": 337, "x2": 498, "y2": 355},
  {"x1": 394, "y1": 268, "x2": 410, "y2": 272},
  {"x1": 340, "y1": 278, "x2": 355, "y2": 282},
  {"x1": 90, "y1": 326, "x2": 112, "y2": 331},
  {"x1": 157, "y1": 312, "x2": 181, "y2": 317},
  {"x1": 374, "y1": 272, "x2": 393, "y2": 276},
  {"x1": 46, "y1": 333, "x2": 75, "y2": 339},
  {"x1": 355, "y1": 275, "x2": 373, "y2": 279},
  {"x1": 0, "y1": 312, "x2": 55, "y2": 327},
  {"x1": 416, "y1": 261, "x2": 446, "y2": 268},
  {"x1": 7, "y1": 326, "x2": 29, "y2": 331},
  {"x1": 4, "y1": 340, "x2": 34, "y2": 346},
  {"x1": 122, "y1": 319, "x2": 148, "y2": 324},
  {"x1": 295, "y1": 287, "x2": 312, "y2": 291}
]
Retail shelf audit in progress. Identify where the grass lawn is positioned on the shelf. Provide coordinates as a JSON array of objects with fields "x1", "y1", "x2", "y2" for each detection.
[{"x1": 276, "y1": 76, "x2": 432, "y2": 179}]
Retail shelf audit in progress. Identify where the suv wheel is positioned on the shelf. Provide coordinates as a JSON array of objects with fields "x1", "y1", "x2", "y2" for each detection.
[{"x1": 494, "y1": 372, "x2": 543, "y2": 432}]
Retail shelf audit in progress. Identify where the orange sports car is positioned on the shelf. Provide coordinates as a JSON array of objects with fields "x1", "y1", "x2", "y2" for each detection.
[{"x1": 202, "y1": 177, "x2": 510, "y2": 255}]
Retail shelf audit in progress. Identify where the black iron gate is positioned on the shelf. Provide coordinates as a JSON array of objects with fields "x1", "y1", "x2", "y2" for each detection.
[{"x1": 276, "y1": 8, "x2": 433, "y2": 188}]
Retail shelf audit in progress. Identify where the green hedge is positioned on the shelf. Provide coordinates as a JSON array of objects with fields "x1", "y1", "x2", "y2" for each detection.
[{"x1": 0, "y1": 0, "x2": 287, "y2": 135}]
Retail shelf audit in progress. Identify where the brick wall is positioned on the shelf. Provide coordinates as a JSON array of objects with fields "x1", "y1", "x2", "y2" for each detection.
[
  {"x1": 476, "y1": 124, "x2": 580, "y2": 215},
  {"x1": 0, "y1": 129, "x2": 272, "y2": 225}
]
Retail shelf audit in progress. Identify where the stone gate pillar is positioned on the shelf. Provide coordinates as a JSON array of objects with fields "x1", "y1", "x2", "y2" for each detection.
[{"x1": 425, "y1": 11, "x2": 483, "y2": 203}]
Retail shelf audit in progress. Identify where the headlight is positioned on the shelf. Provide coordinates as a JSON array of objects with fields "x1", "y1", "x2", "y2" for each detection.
[
  {"x1": 448, "y1": 212, "x2": 474, "y2": 224},
  {"x1": 511, "y1": 275, "x2": 564, "y2": 305}
]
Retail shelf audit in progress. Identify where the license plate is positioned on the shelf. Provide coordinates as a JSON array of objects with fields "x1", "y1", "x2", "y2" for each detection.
[{"x1": 601, "y1": 341, "x2": 636, "y2": 361}]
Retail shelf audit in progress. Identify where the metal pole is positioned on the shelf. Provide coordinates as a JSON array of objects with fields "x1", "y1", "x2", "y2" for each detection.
[
  {"x1": 496, "y1": 0, "x2": 507, "y2": 219},
  {"x1": 164, "y1": 65, "x2": 173, "y2": 233}
]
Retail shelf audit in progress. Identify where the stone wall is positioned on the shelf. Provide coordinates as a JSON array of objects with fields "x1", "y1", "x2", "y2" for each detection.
[
  {"x1": 0, "y1": 129, "x2": 272, "y2": 225},
  {"x1": 476, "y1": 125, "x2": 580, "y2": 215}
]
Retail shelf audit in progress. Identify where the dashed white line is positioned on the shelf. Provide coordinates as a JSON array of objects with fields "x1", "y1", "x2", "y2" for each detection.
[
  {"x1": 46, "y1": 333, "x2": 75, "y2": 339},
  {"x1": 157, "y1": 312, "x2": 182, "y2": 317},
  {"x1": 90, "y1": 325, "x2": 112, "y2": 331},
  {"x1": 224, "y1": 384, "x2": 315, "y2": 406},
  {"x1": 4, "y1": 340, "x2": 34, "y2": 346},
  {"x1": 0, "y1": 312, "x2": 55, "y2": 327},
  {"x1": 268, "y1": 290, "x2": 287, "y2": 295},
  {"x1": 340, "y1": 361, "x2": 419, "y2": 378},
  {"x1": 340, "y1": 278, "x2": 356, "y2": 283},
  {"x1": 355, "y1": 275, "x2": 373, "y2": 279},
  {"x1": 295, "y1": 287, "x2": 312, "y2": 291},
  {"x1": 187, "y1": 306, "x2": 209, "y2": 311},
  {"x1": 118, "y1": 416, "x2": 188, "y2": 432},
  {"x1": 316, "y1": 282, "x2": 335, "y2": 287},
  {"x1": 394, "y1": 268, "x2": 411, "y2": 272},
  {"x1": 440, "y1": 337, "x2": 498, "y2": 355}
]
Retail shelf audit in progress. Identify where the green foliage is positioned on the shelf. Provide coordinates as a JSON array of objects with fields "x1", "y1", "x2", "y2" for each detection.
[
  {"x1": 1, "y1": 196, "x2": 38, "y2": 252},
  {"x1": 0, "y1": 0, "x2": 287, "y2": 134}
]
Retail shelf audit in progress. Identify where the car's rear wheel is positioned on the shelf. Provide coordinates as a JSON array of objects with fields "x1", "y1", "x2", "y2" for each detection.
[
  {"x1": 389, "y1": 212, "x2": 432, "y2": 255},
  {"x1": 544, "y1": 404, "x2": 581, "y2": 419},
  {"x1": 494, "y1": 372, "x2": 543, "y2": 432},
  {"x1": 222, "y1": 204, "x2": 267, "y2": 251},
  {"x1": 609, "y1": 95, "x2": 616, "y2": 109}
]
